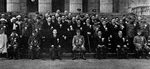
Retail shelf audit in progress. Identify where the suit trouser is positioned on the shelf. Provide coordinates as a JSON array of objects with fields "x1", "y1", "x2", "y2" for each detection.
[
  {"x1": 72, "y1": 46, "x2": 86, "y2": 58},
  {"x1": 50, "y1": 47, "x2": 61, "y2": 59}
]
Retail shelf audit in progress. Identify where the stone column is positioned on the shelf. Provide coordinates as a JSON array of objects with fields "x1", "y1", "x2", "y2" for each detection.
[
  {"x1": 100, "y1": 0, "x2": 113, "y2": 13},
  {"x1": 7, "y1": 0, "x2": 21, "y2": 12},
  {"x1": 119, "y1": 0, "x2": 129, "y2": 13},
  {"x1": 69, "y1": 0, "x2": 82, "y2": 13},
  {"x1": 65, "y1": 0, "x2": 70, "y2": 11},
  {"x1": 20, "y1": 0, "x2": 27, "y2": 13},
  {"x1": 38, "y1": 0, "x2": 52, "y2": 13}
]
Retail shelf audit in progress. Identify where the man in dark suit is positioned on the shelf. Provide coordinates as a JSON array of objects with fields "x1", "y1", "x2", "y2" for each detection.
[
  {"x1": 116, "y1": 31, "x2": 128, "y2": 58},
  {"x1": 50, "y1": 29, "x2": 62, "y2": 60},
  {"x1": 95, "y1": 31, "x2": 107, "y2": 59}
]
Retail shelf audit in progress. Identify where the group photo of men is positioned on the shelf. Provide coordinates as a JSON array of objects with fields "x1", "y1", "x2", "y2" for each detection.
[{"x1": 0, "y1": 10, "x2": 150, "y2": 60}]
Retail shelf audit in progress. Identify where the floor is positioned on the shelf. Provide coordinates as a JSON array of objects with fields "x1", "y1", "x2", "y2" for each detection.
[{"x1": 0, "y1": 58, "x2": 150, "y2": 69}]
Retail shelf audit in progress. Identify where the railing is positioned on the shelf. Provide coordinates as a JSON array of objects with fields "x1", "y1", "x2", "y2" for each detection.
[{"x1": 132, "y1": 6, "x2": 150, "y2": 15}]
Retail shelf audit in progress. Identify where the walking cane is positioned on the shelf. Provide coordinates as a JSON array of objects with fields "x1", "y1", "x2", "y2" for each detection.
[{"x1": 87, "y1": 34, "x2": 92, "y2": 53}]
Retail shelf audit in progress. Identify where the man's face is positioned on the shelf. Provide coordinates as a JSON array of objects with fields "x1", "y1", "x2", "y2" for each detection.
[
  {"x1": 137, "y1": 32, "x2": 141, "y2": 36},
  {"x1": 61, "y1": 16, "x2": 65, "y2": 21},
  {"x1": 77, "y1": 32, "x2": 80, "y2": 36},
  {"x1": 86, "y1": 19, "x2": 90, "y2": 23},
  {"x1": 102, "y1": 21, "x2": 106, "y2": 25},
  {"x1": 52, "y1": 16, "x2": 55, "y2": 20},
  {"x1": 77, "y1": 20, "x2": 81, "y2": 25},
  {"x1": 98, "y1": 31, "x2": 102, "y2": 36},
  {"x1": 47, "y1": 17, "x2": 52, "y2": 22},
  {"x1": 118, "y1": 31, "x2": 122, "y2": 36},
  {"x1": 32, "y1": 33, "x2": 35, "y2": 36},
  {"x1": 111, "y1": 19, "x2": 116, "y2": 23},
  {"x1": 57, "y1": 17, "x2": 61, "y2": 22},
  {"x1": 36, "y1": 19, "x2": 40, "y2": 23},
  {"x1": 53, "y1": 30, "x2": 57, "y2": 34}
]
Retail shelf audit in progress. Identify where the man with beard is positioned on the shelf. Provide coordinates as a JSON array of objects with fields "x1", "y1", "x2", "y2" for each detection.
[
  {"x1": 0, "y1": 28, "x2": 7, "y2": 58},
  {"x1": 50, "y1": 29, "x2": 62, "y2": 60}
]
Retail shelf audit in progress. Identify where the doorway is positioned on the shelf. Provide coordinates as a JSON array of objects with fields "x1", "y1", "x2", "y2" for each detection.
[
  {"x1": 52, "y1": 0, "x2": 65, "y2": 12},
  {"x1": 27, "y1": 0, "x2": 38, "y2": 12}
]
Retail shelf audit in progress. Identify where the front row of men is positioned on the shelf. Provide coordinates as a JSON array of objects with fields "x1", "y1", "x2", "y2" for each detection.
[{"x1": 1, "y1": 28, "x2": 150, "y2": 60}]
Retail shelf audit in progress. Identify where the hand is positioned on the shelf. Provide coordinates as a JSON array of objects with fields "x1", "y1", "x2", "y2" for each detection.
[
  {"x1": 4, "y1": 26, "x2": 6, "y2": 28},
  {"x1": 8, "y1": 44, "x2": 11, "y2": 48},
  {"x1": 110, "y1": 35, "x2": 112, "y2": 38},
  {"x1": 25, "y1": 27, "x2": 27, "y2": 29},
  {"x1": 58, "y1": 45, "x2": 61, "y2": 48},
  {"x1": 124, "y1": 45, "x2": 127, "y2": 48},
  {"x1": 42, "y1": 36, "x2": 45, "y2": 39},
  {"x1": 87, "y1": 32, "x2": 91, "y2": 35},
  {"x1": 117, "y1": 45, "x2": 120, "y2": 48},
  {"x1": 73, "y1": 45, "x2": 76, "y2": 48},
  {"x1": 98, "y1": 45, "x2": 101, "y2": 47},
  {"x1": 51, "y1": 45, "x2": 54, "y2": 47},
  {"x1": 64, "y1": 36, "x2": 67, "y2": 40},
  {"x1": 81, "y1": 45, "x2": 84, "y2": 48}
]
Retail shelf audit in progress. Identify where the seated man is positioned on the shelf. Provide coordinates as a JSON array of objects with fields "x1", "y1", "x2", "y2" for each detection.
[
  {"x1": 72, "y1": 29, "x2": 86, "y2": 60},
  {"x1": 133, "y1": 30, "x2": 149, "y2": 58},
  {"x1": 8, "y1": 31, "x2": 19, "y2": 59},
  {"x1": 0, "y1": 28, "x2": 7, "y2": 58},
  {"x1": 28, "y1": 32, "x2": 40, "y2": 60},
  {"x1": 116, "y1": 31, "x2": 128, "y2": 59},
  {"x1": 95, "y1": 31, "x2": 107, "y2": 59},
  {"x1": 50, "y1": 29, "x2": 62, "y2": 60}
]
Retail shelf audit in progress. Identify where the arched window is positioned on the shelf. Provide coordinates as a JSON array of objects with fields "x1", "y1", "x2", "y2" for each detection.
[{"x1": 52, "y1": 0, "x2": 65, "y2": 12}]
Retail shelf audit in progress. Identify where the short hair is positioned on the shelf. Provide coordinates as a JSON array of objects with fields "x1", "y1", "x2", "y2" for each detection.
[{"x1": 76, "y1": 29, "x2": 80, "y2": 33}]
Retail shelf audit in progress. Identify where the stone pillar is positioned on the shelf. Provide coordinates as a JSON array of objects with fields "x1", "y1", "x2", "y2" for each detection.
[
  {"x1": 69, "y1": 0, "x2": 82, "y2": 13},
  {"x1": 65, "y1": 0, "x2": 70, "y2": 11},
  {"x1": 100, "y1": 0, "x2": 113, "y2": 13},
  {"x1": 119, "y1": 0, "x2": 129, "y2": 13},
  {"x1": 7, "y1": 0, "x2": 21, "y2": 12},
  {"x1": 88, "y1": 0, "x2": 99, "y2": 13},
  {"x1": 38, "y1": 0, "x2": 52, "y2": 13},
  {"x1": 20, "y1": 0, "x2": 27, "y2": 13}
]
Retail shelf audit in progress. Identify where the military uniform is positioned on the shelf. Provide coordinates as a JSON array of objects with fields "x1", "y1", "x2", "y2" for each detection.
[
  {"x1": 72, "y1": 34, "x2": 86, "y2": 60},
  {"x1": 8, "y1": 32, "x2": 19, "y2": 59},
  {"x1": 28, "y1": 33, "x2": 40, "y2": 59},
  {"x1": 133, "y1": 35, "x2": 148, "y2": 58}
]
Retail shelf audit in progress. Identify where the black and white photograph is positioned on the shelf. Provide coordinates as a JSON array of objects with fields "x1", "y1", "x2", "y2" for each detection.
[{"x1": 0, "y1": 0, "x2": 150, "y2": 69}]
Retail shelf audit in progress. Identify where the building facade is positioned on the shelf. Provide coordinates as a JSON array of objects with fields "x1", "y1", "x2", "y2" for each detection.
[{"x1": 0, "y1": 0, "x2": 150, "y2": 15}]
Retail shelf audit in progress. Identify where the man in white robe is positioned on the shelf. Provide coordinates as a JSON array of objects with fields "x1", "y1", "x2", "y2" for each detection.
[{"x1": 0, "y1": 28, "x2": 7, "y2": 54}]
